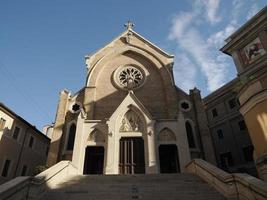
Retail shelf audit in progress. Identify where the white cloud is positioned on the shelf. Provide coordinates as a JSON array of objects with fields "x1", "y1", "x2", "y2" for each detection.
[
  {"x1": 173, "y1": 53, "x2": 197, "y2": 92},
  {"x1": 207, "y1": 23, "x2": 237, "y2": 48},
  {"x1": 168, "y1": 0, "x2": 260, "y2": 93},
  {"x1": 207, "y1": 0, "x2": 250, "y2": 50},
  {"x1": 169, "y1": 12, "x2": 228, "y2": 92},
  {"x1": 201, "y1": 0, "x2": 221, "y2": 24},
  {"x1": 169, "y1": 12, "x2": 195, "y2": 39}
]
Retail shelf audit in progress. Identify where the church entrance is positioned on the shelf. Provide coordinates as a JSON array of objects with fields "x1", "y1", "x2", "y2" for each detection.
[
  {"x1": 119, "y1": 137, "x2": 145, "y2": 174},
  {"x1": 83, "y1": 146, "x2": 104, "y2": 174},
  {"x1": 159, "y1": 145, "x2": 180, "y2": 173}
]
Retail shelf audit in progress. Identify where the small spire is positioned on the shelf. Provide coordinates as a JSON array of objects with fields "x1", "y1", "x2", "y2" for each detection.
[{"x1": 124, "y1": 21, "x2": 134, "y2": 30}]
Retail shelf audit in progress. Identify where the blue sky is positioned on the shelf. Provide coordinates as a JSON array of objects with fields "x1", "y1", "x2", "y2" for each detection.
[{"x1": 0, "y1": 0, "x2": 266, "y2": 130}]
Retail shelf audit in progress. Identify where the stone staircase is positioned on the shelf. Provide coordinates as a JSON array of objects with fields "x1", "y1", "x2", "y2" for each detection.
[{"x1": 39, "y1": 173, "x2": 227, "y2": 200}]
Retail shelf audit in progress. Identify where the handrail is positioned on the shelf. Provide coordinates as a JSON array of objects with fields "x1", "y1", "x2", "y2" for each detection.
[
  {"x1": 186, "y1": 159, "x2": 267, "y2": 200},
  {"x1": 32, "y1": 161, "x2": 73, "y2": 184},
  {"x1": 0, "y1": 161, "x2": 78, "y2": 200},
  {"x1": 28, "y1": 161, "x2": 78, "y2": 199}
]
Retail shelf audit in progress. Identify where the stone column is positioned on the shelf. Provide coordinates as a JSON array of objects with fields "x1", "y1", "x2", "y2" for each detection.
[
  {"x1": 72, "y1": 113, "x2": 85, "y2": 174},
  {"x1": 105, "y1": 121, "x2": 118, "y2": 174},
  {"x1": 146, "y1": 122, "x2": 158, "y2": 174},
  {"x1": 47, "y1": 90, "x2": 70, "y2": 167}
]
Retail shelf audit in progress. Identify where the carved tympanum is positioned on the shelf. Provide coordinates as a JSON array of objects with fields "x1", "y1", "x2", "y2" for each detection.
[{"x1": 120, "y1": 110, "x2": 142, "y2": 132}]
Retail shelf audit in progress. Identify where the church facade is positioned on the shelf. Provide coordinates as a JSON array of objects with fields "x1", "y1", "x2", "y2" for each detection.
[{"x1": 47, "y1": 22, "x2": 216, "y2": 175}]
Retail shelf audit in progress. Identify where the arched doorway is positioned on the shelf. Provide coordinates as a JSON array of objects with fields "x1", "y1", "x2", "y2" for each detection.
[
  {"x1": 119, "y1": 137, "x2": 145, "y2": 174},
  {"x1": 83, "y1": 146, "x2": 104, "y2": 174},
  {"x1": 159, "y1": 145, "x2": 180, "y2": 173},
  {"x1": 158, "y1": 128, "x2": 180, "y2": 173}
]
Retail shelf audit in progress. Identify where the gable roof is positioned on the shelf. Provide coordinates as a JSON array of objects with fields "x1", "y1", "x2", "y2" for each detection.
[{"x1": 85, "y1": 28, "x2": 174, "y2": 60}]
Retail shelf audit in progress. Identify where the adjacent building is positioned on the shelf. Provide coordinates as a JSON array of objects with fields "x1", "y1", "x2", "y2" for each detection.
[
  {"x1": 204, "y1": 78, "x2": 257, "y2": 176},
  {"x1": 220, "y1": 6, "x2": 267, "y2": 180},
  {"x1": 0, "y1": 102, "x2": 50, "y2": 184}
]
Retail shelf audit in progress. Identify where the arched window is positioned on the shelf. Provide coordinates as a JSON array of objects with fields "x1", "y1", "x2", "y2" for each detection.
[
  {"x1": 67, "y1": 123, "x2": 76, "y2": 150},
  {"x1": 185, "y1": 121, "x2": 196, "y2": 148}
]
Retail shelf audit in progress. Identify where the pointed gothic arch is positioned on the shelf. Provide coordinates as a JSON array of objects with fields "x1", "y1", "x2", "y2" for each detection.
[
  {"x1": 88, "y1": 129, "x2": 105, "y2": 143},
  {"x1": 87, "y1": 46, "x2": 174, "y2": 87},
  {"x1": 158, "y1": 128, "x2": 176, "y2": 142}
]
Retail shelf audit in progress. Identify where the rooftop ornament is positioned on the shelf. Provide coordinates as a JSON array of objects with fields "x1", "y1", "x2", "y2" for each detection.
[{"x1": 124, "y1": 20, "x2": 135, "y2": 30}]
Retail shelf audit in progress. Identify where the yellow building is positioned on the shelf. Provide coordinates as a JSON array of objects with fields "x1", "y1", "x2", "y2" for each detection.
[
  {"x1": 221, "y1": 6, "x2": 267, "y2": 181},
  {"x1": 0, "y1": 102, "x2": 50, "y2": 184}
]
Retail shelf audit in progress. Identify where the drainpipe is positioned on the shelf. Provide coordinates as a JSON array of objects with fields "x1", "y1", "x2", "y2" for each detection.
[{"x1": 13, "y1": 126, "x2": 31, "y2": 178}]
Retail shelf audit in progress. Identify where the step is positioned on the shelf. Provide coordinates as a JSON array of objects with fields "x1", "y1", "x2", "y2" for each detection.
[{"x1": 39, "y1": 173, "x2": 228, "y2": 200}]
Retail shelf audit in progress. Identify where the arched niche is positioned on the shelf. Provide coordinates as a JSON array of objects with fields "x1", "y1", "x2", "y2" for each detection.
[
  {"x1": 158, "y1": 128, "x2": 176, "y2": 142},
  {"x1": 88, "y1": 129, "x2": 105, "y2": 143},
  {"x1": 120, "y1": 109, "x2": 144, "y2": 132}
]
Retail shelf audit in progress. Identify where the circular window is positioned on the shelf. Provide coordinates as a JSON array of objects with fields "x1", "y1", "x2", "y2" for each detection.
[
  {"x1": 179, "y1": 100, "x2": 191, "y2": 112},
  {"x1": 69, "y1": 102, "x2": 82, "y2": 113},
  {"x1": 114, "y1": 65, "x2": 146, "y2": 90}
]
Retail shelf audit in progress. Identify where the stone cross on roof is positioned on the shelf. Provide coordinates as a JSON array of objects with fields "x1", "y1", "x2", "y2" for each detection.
[{"x1": 124, "y1": 21, "x2": 134, "y2": 30}]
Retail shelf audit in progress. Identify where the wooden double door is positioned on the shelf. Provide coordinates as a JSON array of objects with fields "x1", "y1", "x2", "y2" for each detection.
[{"x1": 119, "y1": 137, "x2": 145, "y2": 174}]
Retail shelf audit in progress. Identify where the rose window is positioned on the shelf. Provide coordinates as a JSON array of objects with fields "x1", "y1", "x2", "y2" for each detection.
[{"x1": 115, "y1": 66, "x2": 145, "y2": 90}]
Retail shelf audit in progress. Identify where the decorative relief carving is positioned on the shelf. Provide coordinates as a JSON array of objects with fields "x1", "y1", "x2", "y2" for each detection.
[
  {"x1": 113, "y1": 66, "x2": 145, "y2": 90},
  {"x1": 88, "y1": 130, "x2": 105, "y2": 143},
  {"x1": 125, "y1": 31, "x2": 133, "y2": 44},
  {"x1": 240, "y1": 37, "x2": 266, "y2": 65},
  {"x1": 120, "y1": 110, "x2": 142, "y2": 132},
  {"x1": 158, "y1": 128, "x2": 176, "y2": 142}
]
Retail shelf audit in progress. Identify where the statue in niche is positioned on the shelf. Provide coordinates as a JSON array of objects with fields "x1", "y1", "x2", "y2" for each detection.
[{"x1": 120, "y1": 110, "x2": 141, "y2": 132}]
